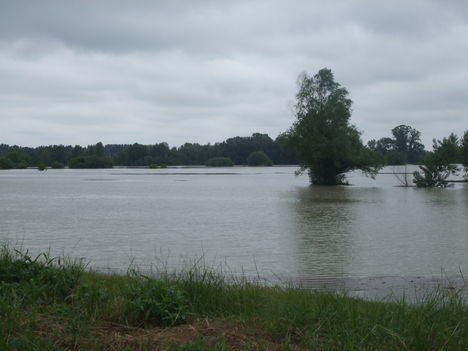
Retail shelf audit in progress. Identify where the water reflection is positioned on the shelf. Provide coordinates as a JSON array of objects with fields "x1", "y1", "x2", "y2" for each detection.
[
  {"x1": 290, "y1": 183, "x2": 468, "y2": 279},
  {"x1": 292, "y1": 186, "x2": 355, "y2": 278}
]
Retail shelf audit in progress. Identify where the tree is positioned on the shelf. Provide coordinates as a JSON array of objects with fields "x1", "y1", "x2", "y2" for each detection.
[
  {"x1": 461, "y1": 130, "x2": 468, "y2": 178},
  {"x1": 413, "y1": 133, "x2": 460, "y2": 187},
  {"x1": 391, "y1": 125, "x2": 425, "y2": 164},
  {"x1": 368, "y1": 126, "x2": 425, "y2": 165},
  {"x1": 247, "y1": 151, "x2": 273, "y2": 166},
  {"x1": 287, "y1": 68, "x2": 382, "y2": 185},
  {"x1": 0, "y1": 157, "x2": 14, "y2": 169},
  {"x1": 68, "y1": 156, "x2": 113, "y2": 169}
]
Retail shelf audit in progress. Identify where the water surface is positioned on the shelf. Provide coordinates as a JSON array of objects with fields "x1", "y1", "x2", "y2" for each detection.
[{"x1": 1, "y1": 166, "x2": 467, "y2": 296}]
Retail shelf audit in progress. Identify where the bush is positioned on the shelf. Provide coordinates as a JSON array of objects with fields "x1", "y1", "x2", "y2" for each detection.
[
  {"x1": 0, "y1": 157, "x2": 14, "y2": 170},
  {"x1": 37, "y1": 164, "x2": 47, "y2": 171},
  {"x1": 125, "y1": 275, "x2": 189, "y2": 326},
  {"x1": 0, "y1": 247, "x2": 83, "y2": 300},
  {"x1": 413, "y1": 135, "x2": 460, "y2": 187},
  {"x1": 247, "y1": 151, "x2": 273, "y2": 166},
  {"x1": 51, "y1": 161, "x2": 65, "y2": 169},
  {"x1": 205, "y1": 157, "x2": 234, "y2": 167},
  {"x1": 15, "y1": 161, "x2": 29, "y2": 169},
  {"x1": 68, "y1": 156, "x2": 113, "y2": 169}
]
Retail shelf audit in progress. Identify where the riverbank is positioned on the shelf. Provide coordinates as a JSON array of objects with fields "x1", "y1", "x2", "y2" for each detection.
[{"x1": 1, "y1": 246, "x2": 467, "y2": 350}]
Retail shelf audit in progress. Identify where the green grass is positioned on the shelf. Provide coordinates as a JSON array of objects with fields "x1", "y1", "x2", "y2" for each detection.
[{"x1": 1, "y1": 243, "x2": 467, "y2": 350}]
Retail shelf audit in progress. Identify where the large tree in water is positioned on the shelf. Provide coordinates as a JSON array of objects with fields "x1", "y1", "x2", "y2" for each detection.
[{"x1": 288, "y1": 68, "x2": 381, "y2": 185}]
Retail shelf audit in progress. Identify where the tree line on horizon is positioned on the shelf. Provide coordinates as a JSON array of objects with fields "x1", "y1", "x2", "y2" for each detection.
[
  {"x1": 0, "y1": 125, "x2": 465, "y2": 171},
  {"x1": 0, "y1": 133, "x2": 298, "y2": 169}
]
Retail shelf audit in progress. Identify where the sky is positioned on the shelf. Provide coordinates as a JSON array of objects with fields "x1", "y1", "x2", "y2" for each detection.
[{"x1": 0, "y1": 0, "x2": 467, "y2": 148}]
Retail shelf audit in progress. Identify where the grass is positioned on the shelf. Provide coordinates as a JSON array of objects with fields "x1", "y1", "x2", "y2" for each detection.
[{"x1": 1, "y1": 244, "x2": 467, "y2": 350}]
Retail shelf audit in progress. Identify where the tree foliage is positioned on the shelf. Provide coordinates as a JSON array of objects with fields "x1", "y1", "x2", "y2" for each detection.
[
  {"x1": 247, "y1": 151, "x2": 272, "y2": 166},
  {"x1": 367, "y1": 125, "x2": 425, "y2": 165},
  {"x1": 413, "y1": 133, "x2": 460, "y2": 187},
  {"x1": 0, "y1": 157, "x2": 14, "y2": 169},
  {"x1": 68, "y1": 155, "x2": 113, "y2": 169},
  {"x1": 460, "y1": 130, "x2": 468, "y2": 176},
  {"x1": 205, "y1": 157, "x2": 234, "y2": 167},
  {"x1": 0, "y1": 135, "x2": 298, "y2": 168},
  {"x1": 287, "y1": 68, "x2": 382, "y2": 185}
]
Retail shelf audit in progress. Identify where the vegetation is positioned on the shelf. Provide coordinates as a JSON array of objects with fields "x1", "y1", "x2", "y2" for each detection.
[
  {"x1": 51, "y1": 161, "x2": 65, "y2": 169},
  {"x1": 205, "y1": 157, "x2": 234, "y2": 167},
  {"x1": 286, "y1": 68, "x2": 382, "y2": 185},
  {"x1": 461, "y1": 130, "x2": 468, "y2": 178},
  {"x1": 0, "y1": 133, "x2": 298, "y2": 169},
  {"x1": 246, "y1": 151, "x2": 272, "y2": 166},
  {"x1": 413, "y1": 133, "x2": 461, "y2": 187},
  {"x1": 0, "y1": 157, "x2": 14, "y2": 169},
  {"x1": 37, "y1": 164, "x2": 47, "y2": 171},
  {"x1": 368, "y1": 125, "x2": 426, "y2": 165},
  {"x1": 68, "y1": 155, "x2": 113, "y2": 169},
  {"x1": 1, "y1": 245, "x2": 467, "y2": 350}
]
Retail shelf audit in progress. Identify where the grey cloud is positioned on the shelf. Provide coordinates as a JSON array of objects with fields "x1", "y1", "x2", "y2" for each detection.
[{"x1": 0, "y1": 0, "x2": 467, "y2": 147}]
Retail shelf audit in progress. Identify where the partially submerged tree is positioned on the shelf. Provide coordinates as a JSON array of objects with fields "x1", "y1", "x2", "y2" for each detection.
[
  {"x1": 247, "y1": 151, "x2": 273, "y2": 166},
  {"x1": 391, "y1": 125, "x2": 425, "y2": 164},
  {"x1": 287, "y1": 68, "x2": 382, "y2": 185},
  {"x1": 367, "y1": 125, "x2": 425, "y2": 165},
  {"x1": 413, "y1": 133, "x2": 460, "y2": 187},
  {"x1": 461, "y1": 130, "x2": 468, "y2": 179}
]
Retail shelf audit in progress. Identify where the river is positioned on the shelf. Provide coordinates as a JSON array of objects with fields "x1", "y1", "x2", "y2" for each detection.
[{"x1": 1, "y1": 166, "x2": 467, "y2": 298}]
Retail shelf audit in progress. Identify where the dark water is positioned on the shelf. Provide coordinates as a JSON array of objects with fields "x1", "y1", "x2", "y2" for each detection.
[{"x1": 1, "y1": 166, "x2": 467, "y2": 297}]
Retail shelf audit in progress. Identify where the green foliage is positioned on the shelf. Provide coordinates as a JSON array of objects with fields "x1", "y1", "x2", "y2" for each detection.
[
  {"x1": 368, "y1": 125, "x2": 426, "y2": 165},
  {"x1": 6, "y1": 153, "x2": 31, "y2": 168},
  {"x1": 288, "y1": 68, "x2": 382, "y2": 185},
  {"x1": 205, "y1": 157, "x2": 234, "y2": 167},
  {"x1": 0, "y1": 246, "x2": 83, "y2": 300},
  {"x1": 391, "y1": 125, "x2": 425, "y2": 163},
  {"x1": 68, "y1": 155, "x2": 113, "y2": 168},
  {"x1": 0, "y1": 133, "x2": 297, "y2": 168},
  {"x1": 461, "y1": 130, "x2": 468, "y2": 178},
  {"x1": 125, "y1": 274, "x2": 189, "y2": 326},
  {"x1": 1, "y1": 245, "x2": 468, "y2": 350},
  {"x1": 0, "y1": 157, "x2": 14, "y2": 169},
  {"x1": 37, "y1": 163, "x2": 47, "y2": 171},
  {"x1": 165, "y1": 337, "x2": 214, "y2": 351},
  {"x1": 246, "y1": 151, "x2": 273, "y2": 166},
  {"x1": 50, "y1": 161, "x2": 65, "y2": 169},
  {"x1": 413, "y1": 134, "x2": 460, "y2": 187}
]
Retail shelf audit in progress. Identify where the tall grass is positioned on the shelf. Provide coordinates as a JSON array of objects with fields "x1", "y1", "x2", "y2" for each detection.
[{"x1": 1, "y1": 244, "x2": 467, "y2": 350}]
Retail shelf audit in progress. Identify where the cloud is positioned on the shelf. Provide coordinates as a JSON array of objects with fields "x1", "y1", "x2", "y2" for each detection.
[{"x1": 0, "y1": 0, "x2": 467, "y2": 147}]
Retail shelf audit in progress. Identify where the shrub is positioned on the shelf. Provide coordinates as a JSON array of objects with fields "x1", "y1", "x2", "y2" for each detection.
[
  {"x1": 413, "y1": 135, "x2": 460, "y2": 187},
  {"x1": 125, "y1": 275, "x2": 189, "y2": 326},
  {"x1": 37, "y1": 164, "x2": 47, "y2": 171},
  {"x1": 0, "y1": 157, "x2": 14, "y2": 170},
  {"x1": 51, "y1": 161, "x2": 65, "y2": 169},
  {"x1": 247, "y1": 151, "x2": 273, "y2": 166},
  {"x1": 68, "y1": 156, "x2": 113, "y2": 169},
  {"x1": 205, "y1": 157, "x2": 234, "y2": 167},
  {"x1": 0, "y1": 248, "x2": 83, "y2": 300}
]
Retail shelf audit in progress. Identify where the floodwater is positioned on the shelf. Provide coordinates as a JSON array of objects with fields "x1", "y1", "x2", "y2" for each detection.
[{"x1": 1, "y1": 166, "x2": 467, "y2": 298}]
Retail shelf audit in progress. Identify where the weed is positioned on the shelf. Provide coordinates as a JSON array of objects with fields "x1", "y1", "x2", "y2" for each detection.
[{"x1": 125, "y1": 273, "x2": 189, "y2": 326}]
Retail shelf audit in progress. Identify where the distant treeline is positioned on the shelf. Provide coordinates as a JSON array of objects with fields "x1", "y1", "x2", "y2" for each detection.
[
  {"x1": 1, "y1": 126, "x2": 466, "y2": 169},
  {"x1": 0, "y1": 133, "x2": 297, "y2": 169}
]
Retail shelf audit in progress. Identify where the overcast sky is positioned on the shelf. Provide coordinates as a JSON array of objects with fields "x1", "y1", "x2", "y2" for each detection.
[{"x1": 1, "y1": 0, "x2": 467, "y2": 148}]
